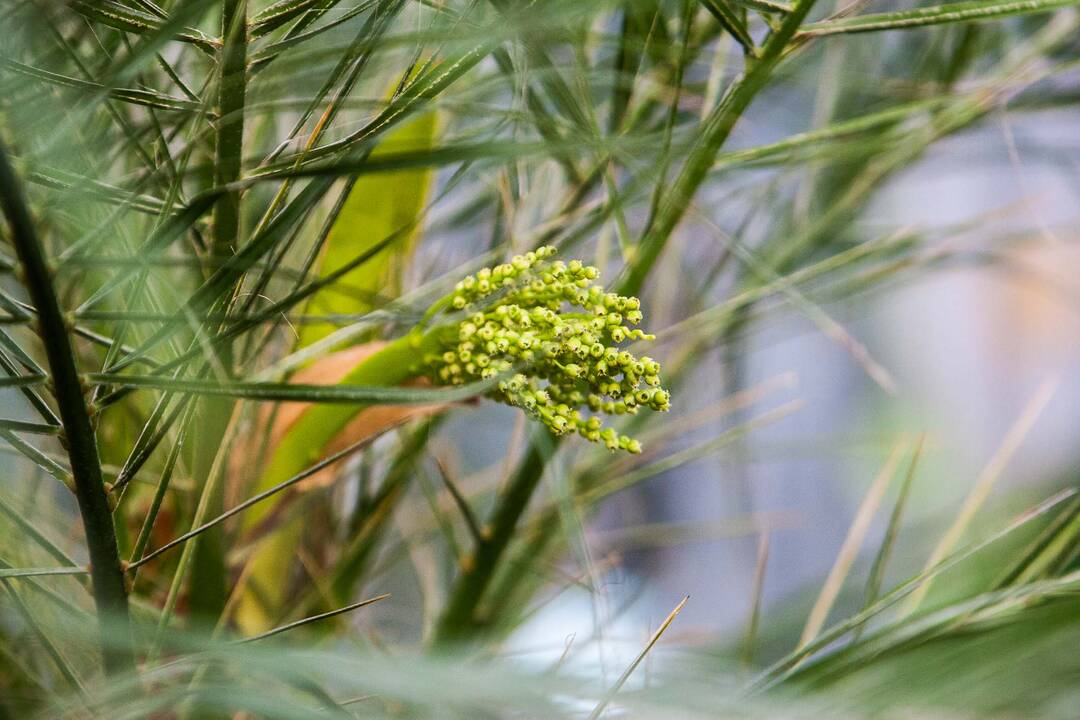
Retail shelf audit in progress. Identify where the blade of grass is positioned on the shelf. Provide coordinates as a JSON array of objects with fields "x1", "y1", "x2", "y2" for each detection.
[
  {"x1": 86, "y1": 372, "x2": 496, "y2": 403},
  {"x1": 785, "y1": 569, "x2": 1080, "y2": 686},
  {"x1": 249, "y1": 0, "x2": 380, "y2": 70},
  {"x1": 903, "y1": 377, "x2": 1057, "y2": 613},
  {"x1": 620, "y1": 0, "x2": 820, "y2": 295},
  {"x1": 699, "y1": 0, "x2": 758, "y2": 56},
  {"x1": 433, "y1": 456, "x2": 484, "y2": 545},
  {"x1": 855, "y1": 434, "x2": 924, "y2": 639},
  {"x1": 250, "y1": 0, "x2": 338, "y2": 37},
  {"x1": 0, "y1": 494, "x2": 82, "y2": 570},
  {"x1": 609, "y1": 0, "x2": 661, "y2": 134},
  {"x1": 711, "y1": 99, "x2": 947, "y2": 170},
  {"x1": 129, "y1": 427, "x2": 401, "y2": 572},
  {"x1": 582, "y1": 400, "x2": 805, "y2": 505},
  {"x1": 0, "y1": 58, "x2": 209, "y2": 114},
  {"x1": 0, "y1": 429, "x2": 75, "y2": 492},
  {"x1": 586, "y1": 595, "x2": 689, "y2": 720},
  {"x1": 233, "y1": 593, "x2": 391, "y2": 645},
  {"x1": 0, "y1": 555, "x2": 89, "y2": 618},
  {"x1": 992, "y1": 497, "x2": 1080, "y2": 588},
  {"x1": 127, "y1": 400, "x2": 197, "y2": 583},
  {"x1": 149, "y1": 404, "x2": 243, "y2": 660},
  {"x1": 799, "y1": 438, "x2": 909, "y2": 648},
  {"x1": 0, "y1": 579, "x2": 88, "y2": 699},
  {"x1": 748, "y1": 488, "x2": 1077, "y2": 692},
  {"x1": 798, "y1": 0, "x2": 1080, "y2": 37},
  {"x1": 741, "y1": 531, "x2": 770, "y2": 668},
  {"x1": 731, "y1": 0, "x2": 793, "y2": 11},
  {"x1": 0, "y1": 419, "x2": 69, "y2": 435},
  {"x1": 0, "y1": 567, "x2": 89, "y2": 579},
  {"x1": 68, "y1": 0, "x2": 218, "y2": 53},
  {"x1": 692, "y1": 208, "x2": 898, "y2": 393}
]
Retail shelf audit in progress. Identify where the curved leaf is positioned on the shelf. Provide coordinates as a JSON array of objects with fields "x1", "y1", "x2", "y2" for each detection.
[{"x1": 297, "y1": 106, "x2": 438, "y2": 348}]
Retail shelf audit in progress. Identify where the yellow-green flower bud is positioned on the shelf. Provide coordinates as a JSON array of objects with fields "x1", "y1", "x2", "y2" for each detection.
[{"x1": 421, "y1": 248, "x2": 670, "y2": 453}]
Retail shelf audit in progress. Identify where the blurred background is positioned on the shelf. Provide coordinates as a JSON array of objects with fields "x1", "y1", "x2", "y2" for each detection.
[{"x1": 393, "y1": 33, "x2": 1080, "y2": 667}]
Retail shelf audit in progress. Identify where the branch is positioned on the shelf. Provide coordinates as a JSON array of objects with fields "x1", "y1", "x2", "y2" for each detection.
[{"x1": 0, "y1": 145, "x2": 133, "y2": 674}]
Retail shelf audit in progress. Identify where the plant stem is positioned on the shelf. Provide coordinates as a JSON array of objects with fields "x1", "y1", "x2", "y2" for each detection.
[
  {"x1": 212, "y1": 0, "x2": 247, "y2": 261},
  {"x1": 620, "y1": 0, "x2": 819, "y2": 296},
  {"x1": 432, "y1": 441, "x2": 552, "y2": 645},
  {"x1": 190, "y1": 0, "x2": 249, "y2": 622},
  {"x1": 0, "y1": 145, "x2": 133, "y2": 674}
]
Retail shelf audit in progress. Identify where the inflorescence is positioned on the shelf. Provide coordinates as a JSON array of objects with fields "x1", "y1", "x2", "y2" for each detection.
[{"x1": 420, "y1": 247, "x2": 670, "y2": 453}]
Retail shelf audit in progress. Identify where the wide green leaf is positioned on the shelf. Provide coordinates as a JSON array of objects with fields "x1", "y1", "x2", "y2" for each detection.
[{"x1": 296, "y1": 105, "x2": 438, "y2": 348}]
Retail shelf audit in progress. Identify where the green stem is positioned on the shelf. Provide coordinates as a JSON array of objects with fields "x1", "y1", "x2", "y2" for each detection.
[
  {"x1": 212, "y1": 0, "x2": 247, "y2": 261},
  {"x1": 0, "y1": 145, "x2": 133, "y2": 674},
  {"x1": 620, "y1": 0, "x2": 819, "y2": 296},
  {"x1": 432, "y1": 441, "x2": 554, "y2": 646},
  {"x1": 190, "y1": 0, "x2": 249, "y2": 623}
]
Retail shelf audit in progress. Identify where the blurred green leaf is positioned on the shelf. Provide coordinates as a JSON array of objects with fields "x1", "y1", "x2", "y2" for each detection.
[{"x1": 298, "y1": 106, "x2": 438, "y2": 348}]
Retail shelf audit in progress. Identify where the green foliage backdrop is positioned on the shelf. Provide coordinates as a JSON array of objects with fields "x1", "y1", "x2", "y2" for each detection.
[{"x1": 0, "y1": 0, "x2": 1078, "y2": 717}]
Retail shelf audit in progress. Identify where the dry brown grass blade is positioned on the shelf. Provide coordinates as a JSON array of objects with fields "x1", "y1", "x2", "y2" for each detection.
[
  {"x1": 742, "y1": 531, "x2": 771, "y2": 668},
  {"x1": 903, "y1": 377, "x2": 1059, "y2": 613},
  {"x1": 586, "y1": 595, "x2": 689, "y2": 720},
  {"x1": 799, "y1": 436, "x2": 910, "y2": 648}
]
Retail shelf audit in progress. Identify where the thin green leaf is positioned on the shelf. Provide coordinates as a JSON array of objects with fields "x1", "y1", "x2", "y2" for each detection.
[
  {"x1": 0, "y1": 419, "x2": 60, "y2": 435},
  {"x1": 234, "y1": 593, "x2": 391, "y2": 644},
  {"x1": 0, "y1": 503, "x2": 76, "y2": 577},
  {"x1": 251, "y1": 0, "x2": 336, "y2": 37},
  {"x1": 86, "y1": 372, "x2": 496, "y2": 404},
  {"x1": 587, "y1": 596, "x2": 689, "y2": 720},
  {"x1": 731, "y1": 0, "x2": 793, "y2": 12},
  {"x1": 712, "y1": 99, "x2": 947, "y2": 170},
  {"x1": 0, "y1": 428, "x2": 74, "y2": 490},
  {"x1": 857, "y1": 436, "x2": 924, "y2": 637},
  {"x1": 749, "y1": 488, "x2": 1078, "y2": 692},
  {"x1": 1, "y1": 58, "x2": 209, "y2": 114},
  {"x1": 798, "y1": 0, "x2": 1080, "y2": 37},
  {"x1": 250, "y1": 0, "x2": 380, "y2": 67},
  {"x1": 700, "y1": 0, "x2": 758, "y2": 55},
  {"x1": 0, "y1": 577, "x2": 88, "y2": 699},
  {"x1": 68, "y1": 0, "x2": 218, "y2": 53},
  {"x1": 24, "y1": 163, "x2": 166, "y2": 215},
  {"x1": 129, "y1": 429, "x2": 399, "y2": 571},
  {"x1": 0, "y1": 374, "x2": 45, "y2": 388},
  {"x1": 0, "y1": 566, "x2": 88, "y2": 579},
  {"x1": 800, "y1": 439, "x2": 909, "y2": 648}
]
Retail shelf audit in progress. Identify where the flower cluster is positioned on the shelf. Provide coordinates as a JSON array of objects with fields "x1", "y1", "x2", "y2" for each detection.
[{"x1": 421, "y1": 247, "x2": 669, "y2": 453}]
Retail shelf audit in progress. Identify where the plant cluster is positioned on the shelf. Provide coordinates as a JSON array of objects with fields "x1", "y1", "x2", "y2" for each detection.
[
  {"x1": 421, "y1": 247, "x2": 670, "y2": 452},
  {"x1": 3, "y1": 0, "x2": 1080, "y2": 717}
]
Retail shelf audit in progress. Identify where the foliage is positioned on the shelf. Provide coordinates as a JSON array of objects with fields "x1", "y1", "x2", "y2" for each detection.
[{"x1": 0, "y1": 0, "x2": 1078, "y2": 717}]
